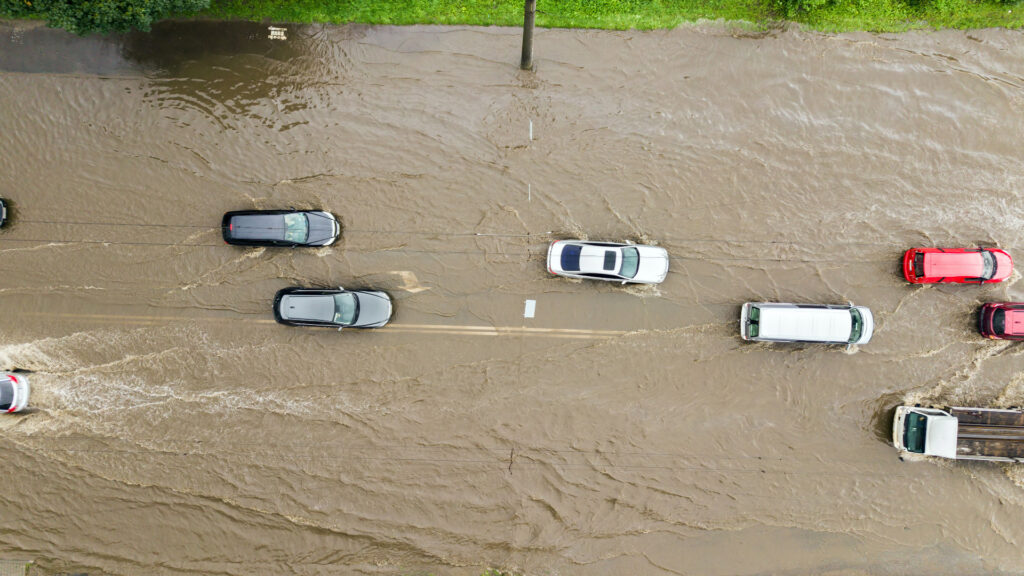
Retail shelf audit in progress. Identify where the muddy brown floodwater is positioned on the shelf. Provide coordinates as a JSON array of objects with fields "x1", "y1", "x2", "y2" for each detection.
[{"x1": 2, "y1": 18, "x2": 1024, "y2": 576}]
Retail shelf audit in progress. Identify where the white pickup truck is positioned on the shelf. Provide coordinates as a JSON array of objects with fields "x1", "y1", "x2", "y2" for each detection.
[{"x1": 893, "y1": 406, "x2": 1024, "y2": 462}]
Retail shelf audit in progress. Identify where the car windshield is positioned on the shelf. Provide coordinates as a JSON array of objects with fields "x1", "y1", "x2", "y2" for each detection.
[
  {"x1": 904, "y1": 412, "x2": 928, "y2": 454},
  {"x1": 981, "y1": 250, "x2": 997, "y2": 280},
  {"x1": 284, "y1": 213, "x2": 309, "y2": 244},
  {"x1": 560, "y1": 244, "x2": 582, "y2": 271},
  {"x1": 993, "y1": 308, "x2": 1006, "y2": 335},
  {"x1": 848, "y1": 308, "x2": 863, "y2": 343},
  {"x1": 620, "y1": 247, "x2": 640, "y2": 278},
  {"x1": 333, "y1": 293, "x2": 358, "y2": 325}
]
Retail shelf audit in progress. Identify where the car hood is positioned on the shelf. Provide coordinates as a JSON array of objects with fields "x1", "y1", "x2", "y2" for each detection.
[
  {"x1": 993, "y1": 250, "x2": 1014, "y2": 281},
  {"x1": 306, "y1": 212, "x2": 338, "y2": 245},
  {"x1": 633, "y1": 245, "x2": 670, "y2": 283},
  {"x1": 353, "y1": 292, "x2": 392, "y2": 327}
]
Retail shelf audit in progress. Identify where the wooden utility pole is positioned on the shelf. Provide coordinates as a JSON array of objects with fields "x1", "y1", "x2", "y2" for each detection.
[{"x1": 520, "y1": 0, "x2": 536, "y2": 70}]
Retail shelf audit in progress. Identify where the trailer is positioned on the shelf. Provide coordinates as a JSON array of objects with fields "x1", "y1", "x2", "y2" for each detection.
[{"x1": 893, "y1": 406, "x2": 1024, "y2": 462}]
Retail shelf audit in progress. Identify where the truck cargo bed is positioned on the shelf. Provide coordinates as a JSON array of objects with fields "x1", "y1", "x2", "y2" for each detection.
[{"x1": 950, "y1": 407, "x2": 1024, "y2": 461}]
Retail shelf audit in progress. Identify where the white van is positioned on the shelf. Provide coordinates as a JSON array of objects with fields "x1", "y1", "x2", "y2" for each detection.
[{"x1": 740, "y1": 302, "x2": 873, "y2": 345}]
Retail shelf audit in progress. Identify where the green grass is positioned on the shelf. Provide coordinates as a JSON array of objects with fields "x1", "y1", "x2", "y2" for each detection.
[
  {"x1": 3, "y1": 0, "x2": 1023, "y2": 35},
  {"x1": 200, "y1": 0, "x2": 766, "y2": 30},
  {"x1": 197, "y1": 0, "x2": 1024, "y2": 32}
]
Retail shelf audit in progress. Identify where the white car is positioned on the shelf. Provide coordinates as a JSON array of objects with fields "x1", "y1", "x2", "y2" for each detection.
[
  {"x1": 546, "y1": 240, "x2": 669, "y2": 284},
  {"x1": 0, "y1": 372, "x2": 30, "y2": 413}
]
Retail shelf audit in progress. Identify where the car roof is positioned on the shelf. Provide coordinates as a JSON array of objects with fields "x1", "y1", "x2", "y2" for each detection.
[
  {"x1": 923, "y1": 251, "x2": 982, "y2": 278},
  {"x1": 1006, "y1": 309, "x2": 1024, "y2": 335},
  {"x1": 577, "y1": 245, "x2": 621, "y2": 275},
  {"x1": 756, "y1": 306, "x2": 853, "y2": 342},
  {"x1": 228, "y1": 213, "x2": 287, "y2": 241},
  {"x1": 280, "y1": 294, "x2": 335, "y2": 322}
]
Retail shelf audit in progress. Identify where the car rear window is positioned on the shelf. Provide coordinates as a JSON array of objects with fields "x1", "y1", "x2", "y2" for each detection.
[
  {"x1": 0, "y1": 381, "x2": 12, "y2": 411},
  {"x1": 560, "y1": 245, "x2": 582, "y2": 271},
  {"x1": 914, "y1": 252, "x2": 924, "y2": 278}
]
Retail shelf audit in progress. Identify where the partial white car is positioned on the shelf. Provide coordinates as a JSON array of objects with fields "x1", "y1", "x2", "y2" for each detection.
[
  {"x1": 1, "y1": 372, "x2": 30, "y2": 413},
  {"x1": 547, "y1": 240, "x2": 669, "y2": 284}
]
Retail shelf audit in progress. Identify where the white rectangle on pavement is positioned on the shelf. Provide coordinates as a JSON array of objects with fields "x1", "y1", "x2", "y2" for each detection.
[{"x1": 523, "y1": 300, "x2": 536, "y2": 318}]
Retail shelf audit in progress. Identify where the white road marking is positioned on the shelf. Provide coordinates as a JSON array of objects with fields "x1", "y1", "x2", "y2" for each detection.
[{"x1": 22, "y1": 313, "x2": 626, "y2": 339}]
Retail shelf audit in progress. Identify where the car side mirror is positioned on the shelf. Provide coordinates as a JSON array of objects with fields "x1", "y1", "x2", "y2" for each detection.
[
  {"x1": 337, "y1": 326, "x2": 344, "y2": 332},
  {"x1": 338, "y1": 286, "x2": 344, "y2": 291},
  {"x1": 621, "y1": 280, "x2": 628, "y2": 285}
]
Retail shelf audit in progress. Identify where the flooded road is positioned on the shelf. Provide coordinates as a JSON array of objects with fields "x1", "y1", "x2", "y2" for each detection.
[{"x1": 2, "y1": 19, "x2": 1024, "y2": 575}]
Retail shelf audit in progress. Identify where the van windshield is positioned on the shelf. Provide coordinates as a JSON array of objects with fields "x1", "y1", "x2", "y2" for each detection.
[
  {"x1": 747, "y1": 305, "x2": 760, "y2": 338},
  {"x1": 904, "y1": 412, "x2": 928, "y2": 454},
  {"x1": 848, "y1": 308, "x2": 863, "y2": 343}
]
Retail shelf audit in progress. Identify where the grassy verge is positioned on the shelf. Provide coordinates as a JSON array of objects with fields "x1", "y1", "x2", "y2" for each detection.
[
  {"x1": 2, "y1": 0, "x2": 1023, "y2": 34},
  {"x1": 199, "y1": 0, "x2": 1024, "y2": 32},
  {"x1": 200, "y1": 0, "x2": 765, "y2": 30}
]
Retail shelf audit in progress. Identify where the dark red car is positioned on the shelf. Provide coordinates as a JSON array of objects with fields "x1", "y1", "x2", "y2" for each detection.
[
  {"x1": 979, "y1": 303, "x2": 1024, "y2": 340},
  {"x1": 902, "y1": 247, "x2": 1012, "y2": 284}
]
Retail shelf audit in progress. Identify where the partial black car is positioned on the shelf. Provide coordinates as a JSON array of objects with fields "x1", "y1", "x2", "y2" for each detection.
[
  {"x1": 273, "y1": 287, "x2": 392, "y2": 329},
  {"x1": 222, "y1": 210, "x2": 339, "y2": 247}
]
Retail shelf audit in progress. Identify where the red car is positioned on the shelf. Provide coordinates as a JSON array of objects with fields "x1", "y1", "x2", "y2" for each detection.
[
  {"x1": 979, "y1": 303, "x2": 1024, "y2": 340},
  {"x1": 902, "y1": 247, "x2": 1012, "y2": 284}
]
